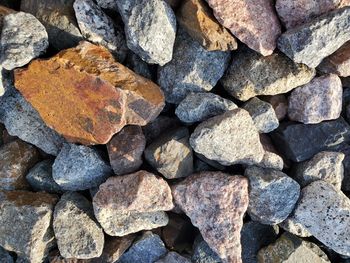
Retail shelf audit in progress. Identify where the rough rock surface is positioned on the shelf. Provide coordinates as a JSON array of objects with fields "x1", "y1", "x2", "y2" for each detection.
[
  {"x1": 156, "y1": 252, "x2": 191, "y2": 263},
  {"x1": 189, "y1": 109, "x2": 265, "y2": 166},
  {"x1": 220, "y1": 48, "x2": 315, "y2": 101},
  {"x1": 288, "y1": 74, "x2": 343, "y2": 124},
  {"x1": 14, "y1": 41, "x2": 165, "y2": 145},
  {"x1": 206, "y1": 0, "x2": 281, "y2": 56},
  {"x1": 116, "y1": 0, "x2": 176, "y2": 66},
  {"x1": 1, "y1": 12, "x2": 48, "y2": 70},
  {"x1": 192, "y1": 235, "x2": 222, "y2": 263},
  {"x1": 53, "y1": 192, "x2": 104, "y2": 259},
  {"x1": 278, "y1": 7, "x2": 350, "y2": 68},
  {"x1": 158, "y1": 28, "x2": 231, "y2": 104},
  {"x1": 177, "y1": 0, "x2": 237, "y2": 51},
  {"x1": 172, "y1": 172, "x2": 249, "y2": 263},
  {"x1": 0, "y1": 140, "x2": 39, "y2": 190},
  {"x1": 0, "y1": 191, "x2": 57, "y2": 262},
  {"x1": 52, "y1": 144, "x2": 112, "y2": 191},
  {"x1": 245, "y1": 166, "x2": 300, "y2": 225},
  {"x1": 96, "y1": 0, "x2": 118, "y2": 10},
  {"x1": 93, "y1": 171, "x2": 173, "y2": 236},
  {"x1": 279, "y1": 217, "x2": 312, "y2": 238},
  {"x1": 262, "y1": 95, "x2": 288, "y2": 121},
  {"x1": 144, "y1": 127, "x2": 193, "y2": 179},
  {"x1": 107, "y1": 126, "x2": 145, "y2": 175},
  {"x1": 142, "y1": 115, "x2": 180, "y2": 144},
  {"x1": 175, "y1": 92, "x2": 237, "y2": 124},
  {"x1": 0, "y1": 246, "x2": 13, "y2": 263}
]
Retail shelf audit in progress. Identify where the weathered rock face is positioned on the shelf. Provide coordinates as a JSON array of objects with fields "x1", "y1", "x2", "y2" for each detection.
[
  {"x1": 96, "y1": 0, "x2": 117, "y2": 10},
  {"x1": 190, "y1": 109, "x2": 265, "y2": 166},
  {"x1": 0, "y1": 140, "x2": 39, "y2": 190},
  {"x1": 116, "y1": 0, "x2": 176, "y2": 66},
  {"x1": 220, "y1": 48, "x2": 315, "y2": 101},
  {"x1": 206, "y1": 0, "x2": 281, "y2": 56},
  {"x1": 156, "y1": 252, "x2": 191, "y2": 263},
  {"x1": 158, "y1": 28, "x2": 231, "y2": 104},
  {"x1": 14, "y1": 41, "x2": 165, "y2": 145},
  {"x1": 93, "y1": 171, "x2": 173, "y2": 236},
  {"x1": 278, "y1": 7, "x2": 350, "y2": 68},
  {"x1": 0, "y1": 191, "x2": 57, "y2": 262},
  {"x1": 279, "y1": 217, "x2": 312, "y2": 238},
  {"x1": 172, "y1": 172, "x2": 249, "y2": 263},
  {"x1": 177, "y1": 0, "x2": 237, "y2": 51},
  {"x1": 192, "y1": 235, "x2": 222, "y2": 263}
]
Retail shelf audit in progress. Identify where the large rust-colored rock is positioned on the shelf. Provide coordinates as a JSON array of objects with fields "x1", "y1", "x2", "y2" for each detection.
[{"x1": 14, "y1": 41, "x2": 165, "y2": 145}]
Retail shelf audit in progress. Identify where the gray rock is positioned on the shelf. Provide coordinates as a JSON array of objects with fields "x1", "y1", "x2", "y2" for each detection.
[
  {"x1": 279, "y1": 217, "x2": 312, "y2": 238},
  {"x1": 243, "y1": 97, "x2": 279, "y2": 133},
  {"x1": 117, "y1": 232, "x2": 167, "y2": 263},
  {"x1": 0, "y1": 246, "x2": 13, "y2": 263},
  {"x1": 192, "y1": 235, "x2": 222, "y2": 263},
  {"x1": 125, "y1": 52, "x2": 152, "y2": 79},
  {"x1": 145, "y1": 127, "x2": 193, "y2": 179},
  {"x1": 158, "y1": 28, "x2": 231, "y2": 104},
  {"x1": 245, "y1": 166, "x2": 300, "y2": 225},
  {"x1": 190, "y1": 109, "x2": 265, "y2": 166},
  {"x1": 220, "y1": 48, "x2": 315, "y2": 101},
  {"x1": 0, "y1": 67, "x2": 12, "y2": 97},
  {"x1": 53, "y1": 192, "x2": 104, "y2": 259},
  {"x1": 52, "y1": 144, "x2": 112, "y2": 191},
  {"x1": 278, "y1": 7, "x2": 350, "y2": 68},
  {"x1": 257, "y1": 151, "x2": 284, "y2": 171},
  {"x1": 175, "y1": 92, "x2": 237, "y2": 124},
  {"x1": 26, "y1": 160, "x2": 63, "y2": 194},
  {"x1": 73, "y1": 0, "x2": 127, "y2": 62},
  {"x1": 96, "y1": 0, "x2": 118, "y2": 10},
  {"x1": 0, "y1": 12, "x2": 48, "y2": 70},
  {"x1": 116, "y1": 0, "x2": 176, "y2": 66},
  {"x1": 156, "y1": 252, "x2": 191, "y2": 263}
]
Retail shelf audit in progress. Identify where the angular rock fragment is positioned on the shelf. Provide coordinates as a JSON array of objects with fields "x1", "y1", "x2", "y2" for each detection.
[
  {"x1": 52, "y1": 144, "x2": 112, "y2": 191},
  {"x1": 107, "y1": 126, "x2": 145, "y2": 176},
  {"x1": 190, "y1": 109, "x2": 264, "y2": 166},
  {"x1": 156, "y1": 252, "x2": 191, "y2": 263},
  {"x1": 192, "y1": 235, "x2": 222, "y2": 263},
  {"x1": 95, "y1": 0, "x2": 117, "y2": 11},
  {"x1": 279, "y1": 217, "x2": 312, "y2": 238},
  {"x1": 220, "y1": 48, "x2": 315, "y2": 101},
  {"x1": 93, "y1": 170, "x2": 173, "y2": 236},
  {"x1": 125, "y1": 52, "x2": 152, "y2": 79},
  {"x1": 257, "y1": 135, "x2": 284, "y2": 170},
  {"x1": 278, "y1": 7, "x2": 350, "y2": 68},
  {"x1": 1, "y1": 12, "x2": 48, "y2": 70},
  {"x1": 172, "y1": 172, "x2": 249, "y2": 263},
  {"x1": 0, "y1": 246, "x2": 13, "y2": 263},
  {"x1": 116, "y1": 0, "x2": 176, "y2": 65},
  {"x1": 175, "y1": 92, "x2": 237, "y2": 124},
  {"x1": 288, "y1": 74, "x2": 342, "y2": 124},
  {"x1": 14, "y1": 41, "x2": 165, "y2": 145},
  {"x1": 262, "y1": 95, "x2": 288, "y2": 121},
  {"x1": 158, "y1": 28, "x2": 231, "y2": 104}
]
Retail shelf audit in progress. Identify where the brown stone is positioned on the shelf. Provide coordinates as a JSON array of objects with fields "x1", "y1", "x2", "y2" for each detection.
[
  {"x1": 0, "y1": 140, "x2": 39, "y2": 190},
  {"x1": 261, "y1": 94, "x2": 288, "y2": 121},
  {"x1": 172, "y1": 172, "x2": 249, "y2": 263},
  {"x1": 177, "y1": 0, "x2": 237, "y2": 51},
  {"x1": 14, "y1": 41, "x2": 165, "y2": 145},
  {"x1": 206, "y1": 0, "x2": 281, "y2": 56}
]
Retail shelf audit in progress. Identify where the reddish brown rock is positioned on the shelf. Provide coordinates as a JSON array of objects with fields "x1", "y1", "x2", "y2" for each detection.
[
  {"x1": 14, "y1": 41, "x2": 165, "y2": 145},
  {"x1": 172, "y1": 172, "x2": 249, "y2": 263},
  {"x1": 206, "y1": 0, "x2": 281, "y2": 56},
  {"x1": 261, "y1": 94, "x2": 288, "y2": 121}
]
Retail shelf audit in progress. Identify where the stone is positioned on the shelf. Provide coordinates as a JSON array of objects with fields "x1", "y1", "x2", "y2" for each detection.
[
  {"x1": 206, "y1": 0, "x2": 281, "y2": 56},
  {"x1": 245, "y1": 166, "x2": 300, "y2": 225},
  {"x1": 271, "y1": 118, "x2": 350, "y2": 162},
  {"x1": 257, "y1": 136, "x2": 284, "y2": 170},
  {"x1": 192, "y1": 235, "x2": 222, "y2": 263},
  {"x1": 14, "y1": 41, "x2": 165, "y2": 145},
  {"x1": 0, "y1": 246, "x2": 13, "y2": 263},
  {"x1": 1, "y1": 12, "x2": 48, "y2": 70},
  {"x1": 142, "y1": 115, "x2": 180, "y2": 144},
  {"x1": 279, "y1": 217, "x2": 312, "y2": 238},
  {"x1": 220, "y1": 48, "x2": 315, "y2": 101},
  {"x1": 0, "y1": 140, "x2": 39, "y2": 190},
  {"x1": 0, "y1": 190, "x2": 57, "y2": 262},
  {"x1": 117, "y1": 232, "x2": 167, "y2": 263},
  {"x1": 52, "y1": 144, "x2": 112, "y2": 191},
  {"x1": 257, "y1": 232, "x2": 330, "y2": 263},
  {"x1": 125, "y1": 52, "x2": 152, "y2": 79},
  {"x1": 26, "y1": 160, "x2": 63, "y2": 194},
  {"x1": 241, "y1": 222, "x2": 279, "y2": 263},
  {"x1": 96, "y1": 0, "x2": 117, "y2": 11},
  {"x1": 175, "y1": 92, "x2": 237, "y2": 124},
  {"x1": 292, "y1": 180, "x2": 350, "y2": 256},
  {"x1": 172, "y1": 172, "x2": 249, "y2": 263},
  {"x1": 189, "y1": 109, "x2": 264, "y2": 166},
  {"x1": 243, "y1": 97, "x2": 279, "y2": 133},
  {"x1": 278, "y1": 7, "x2": 350, "y2": 68},
  {"x1": 53, "y1": 192, "x2": 104, "y2": 259},
  {"x1": 261, "y1": 95, "x2": 288, "y2": 121},
  {"x1": 177, "y1": 0, "x2": 237, "y2": 51},
  {"x1": 288, "y1": 74, "x2": 342, "y2": 124},
  {"x1": 144, "y1": 127, "x2": 193, "y2": 179},
  {"x1": 156, "y1": 252, "x2": 191, "y2": 263},
  {"x1": 158, "y1": 28, "x2": 231, "y2": 104},
  {"x1": 107, "y1": 126, "x2": 145, "y2": 175},
  {"x1": 73, "y1": 0, "x2": 127, "y2": 62},
  {"x1": 20, "y1": 0, "x2": 83, "y2": 50},
  {"x1": 116, "y1": 0, "x2": 176, "y2": 66},
  {"x1": 0, "y1": 5, "x2": 14, "y2": 29},
  {"x1": 93, "y1": 170, "x2": 173, "y2": 236}
]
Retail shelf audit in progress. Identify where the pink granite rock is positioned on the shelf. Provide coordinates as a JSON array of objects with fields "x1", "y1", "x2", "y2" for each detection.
[
  {"x1": 206, "y1": 0, "x2": 281, "y2": 56},
  {"x1": 261, "y1": 95, "x2": 288, "y2": 121},
  {"x1": 172, "y1": 172, "x2": 249, "y2": 263}
]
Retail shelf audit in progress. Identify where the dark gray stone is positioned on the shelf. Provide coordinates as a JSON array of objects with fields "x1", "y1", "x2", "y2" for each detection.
[
  {"x1": 192, "y1": 235, "x2": 222, "y2": 263},
  {"x1": 142, "y1": 115, "x2": 180, "y2": 144},
  {"x1": 125, "y1": 52, "x2": 152, "y2": 79},
  {"x1": 96, "y1": 0, "x2": 118, "y2": 10},
  {"x1": 0, "y1": 246, "x2": 13, "y2": 263},
  {"x1": 156, "y1": 252, "x2": 191, "y2": 263}
]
